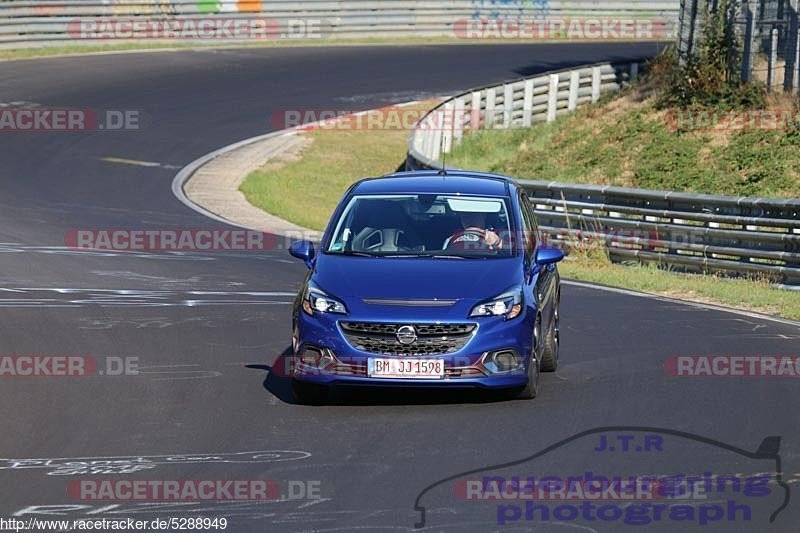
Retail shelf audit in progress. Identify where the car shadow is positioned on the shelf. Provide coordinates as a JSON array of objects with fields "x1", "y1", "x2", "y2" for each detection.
[
  {"x1": 248, "y1": 348, "x2": 520, "y2": 406},
  {"x1": 331, "y1": 385, "x2": 517, "y2": 406},
  {"x1": 246, "y1": 347, "x2": 296, "y2": 404}
]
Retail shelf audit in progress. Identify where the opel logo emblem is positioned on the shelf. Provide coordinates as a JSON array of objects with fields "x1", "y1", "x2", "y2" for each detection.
[{"x1": 396, "y1": 325, "x2": 417, "y2": 345}]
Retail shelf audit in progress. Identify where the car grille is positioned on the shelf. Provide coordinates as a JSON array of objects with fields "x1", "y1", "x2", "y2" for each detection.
[
  {"x1": 329, "y1": 362, "x2": 367, "y2": 376},
  {"x1": 445, "y1": 367, "x2": 486, "y2": 378},
  {"x1": 339, "y1": 322, "x2": 476, "y2": 356},
  {"x1": 326, "y1": 364, "x2": 484, "y2": 378}
]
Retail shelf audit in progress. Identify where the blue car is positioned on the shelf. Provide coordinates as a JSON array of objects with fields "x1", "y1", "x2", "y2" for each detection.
[{"x1": 288, "y1": 170, "x2": 563, "y2": 404}]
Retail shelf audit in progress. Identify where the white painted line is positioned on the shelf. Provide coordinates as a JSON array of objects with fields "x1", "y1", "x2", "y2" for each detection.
[
  {"x1": 4, "y1": 287, "x2": 296, "y2": 296},
  {"x1": 102, "y1": 157, "x2": 181, "y2": 169}
]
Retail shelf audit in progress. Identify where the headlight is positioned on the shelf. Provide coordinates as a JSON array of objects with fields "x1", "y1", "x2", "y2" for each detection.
[
  {"x1": 302, "y1": 282, "x2": 347, "y2": 316},
  {"x1": 469, "y1": 288, "x2": 523, "y2": 320}
]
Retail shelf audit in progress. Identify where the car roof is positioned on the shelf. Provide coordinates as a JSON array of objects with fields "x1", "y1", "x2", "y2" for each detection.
[{"x1": 350, "y1": 170, "x2": 518, "y2": 197}]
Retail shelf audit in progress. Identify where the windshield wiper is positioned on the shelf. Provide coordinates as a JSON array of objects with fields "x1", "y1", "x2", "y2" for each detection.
[
  {"x1": 338, "y1": 251, "x2": 379, "y2": 257},
  {"x1": 383, "y1": 253, "x2": 467, "y2": 259}
]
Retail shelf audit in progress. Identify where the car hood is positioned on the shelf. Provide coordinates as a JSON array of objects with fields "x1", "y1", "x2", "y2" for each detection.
[{"x1": 313, "y1": 254, "x2": 522, "y2": 302}]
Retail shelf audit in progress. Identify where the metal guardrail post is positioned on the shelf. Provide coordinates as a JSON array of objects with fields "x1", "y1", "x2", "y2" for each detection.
[
  {"x1": 678, "y1": 0, "x2": 701, "y2": 64},
  {"x1": 503, "y1": 84, "x2": 513, "y2": 129},
  {"x1": 431, "y1": 126, "x2": 442, "y2": 160},
  {"x1": 591, "y1": 67, "x2": 602, "y2": 103},
  {"x1": 784, "y1": 0, "x2": 799, "y2": 92},
  {"x1": 523, "y1": 79, "x2": 534, "y2": 127},
  {"x1": 742, "y1": 2, "x2": 756, "y2": 84},
  {"x1": 547, "y1": 74, "x2": 559, "y2": 122},
  {"x1": 485, "y1": 88, "x2": 496, "y2": 130},
  {"x1": 568, "y1": 71, "x2": 580, "y2": 111},
  {"x1": 441, "y1": 101, "x2": 454, "y2": 154},
  {"x1": 453, "y1": 97, "x2": 465, "y2": 143},
  {"x1": 470, "y1": 91, "x2": 482, "y2": 132},
  {"x1": 768, "y1": 27, "x2": 779, "y2": 90}
]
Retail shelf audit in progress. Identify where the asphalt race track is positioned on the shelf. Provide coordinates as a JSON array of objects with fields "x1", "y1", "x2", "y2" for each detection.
[{"x1": 1, "y1": 43, "x2": 799, "y2": 532}]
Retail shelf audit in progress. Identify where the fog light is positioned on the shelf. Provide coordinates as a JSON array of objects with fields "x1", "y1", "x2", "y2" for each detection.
[
  {"x1": 495, "y1": 351, "x2": 519, "y2": 371},
  {"x1": 483, "y1": 350, "x2": 521, "y2": 373},
  {"x1": 300, "y1": 346, "x2": 323, "y2": 365},
  {"x1": 299, "y1": 346, "x2": 335, "y2": 370}
]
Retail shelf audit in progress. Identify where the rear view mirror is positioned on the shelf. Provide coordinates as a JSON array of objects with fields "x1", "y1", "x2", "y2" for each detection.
[
  {"x1": 289, "y1": 240, "x2": 315, "y2": 269},
  {"x1": 535, "y1": 246, "x2": 564, "y2": 265}
]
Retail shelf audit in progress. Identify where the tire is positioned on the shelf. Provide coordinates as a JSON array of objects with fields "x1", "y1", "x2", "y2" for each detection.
[
  {"x1": 540, "y1": 294, "x2": 560, "y2": 373},
  {"x1": 517, "y1": 316, "x2": 541, "y2": 400},
  {"x1": 291, "y1": 379, "x2": 328, "y2": 405}
]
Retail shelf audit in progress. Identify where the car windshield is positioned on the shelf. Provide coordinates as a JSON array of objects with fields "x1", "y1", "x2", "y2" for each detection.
[{"x1": 326, "y1": 194, "x2": 514, "y2": 258}]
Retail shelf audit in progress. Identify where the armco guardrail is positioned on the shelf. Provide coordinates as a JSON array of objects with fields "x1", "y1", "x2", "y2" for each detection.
[
  {"x1": 406, "y1": 61, "x2": 800, "y2": 285},
  {"x1": 0, "y1": 1, "x2": 679, "y2": 50}
]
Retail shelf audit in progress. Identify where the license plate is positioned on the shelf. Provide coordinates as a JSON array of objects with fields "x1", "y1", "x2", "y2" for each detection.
[{"x1": 368, "y1": 358, "x2": 444, "y2": 379}]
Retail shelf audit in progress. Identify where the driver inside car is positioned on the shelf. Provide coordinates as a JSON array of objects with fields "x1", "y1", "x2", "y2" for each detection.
[{"x1": 444, "y1": 211, "x2": 502, "y2": 250}]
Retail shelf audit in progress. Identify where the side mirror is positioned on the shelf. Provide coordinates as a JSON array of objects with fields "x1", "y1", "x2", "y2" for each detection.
[
  {"x1": 535, "y1": 245, "x2": 564, "y2": 265},
  {"x1": 289, "y1": 240, "x2": 315, "y2": 269}
]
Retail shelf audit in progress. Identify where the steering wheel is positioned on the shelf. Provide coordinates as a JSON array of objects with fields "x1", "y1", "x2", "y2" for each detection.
[{"x1": 444, "y1": 228, "x2": 488, "y2": 250}]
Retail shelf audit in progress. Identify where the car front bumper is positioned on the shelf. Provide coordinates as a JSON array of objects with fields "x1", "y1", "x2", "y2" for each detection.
[{"x1": 292, "y1": 310, "x2": 534, "y2": 390}]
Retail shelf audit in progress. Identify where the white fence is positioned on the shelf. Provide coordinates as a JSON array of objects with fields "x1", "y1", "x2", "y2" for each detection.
[{"x1": 407, "y1": 61, "x2": 641, "y2": 166}]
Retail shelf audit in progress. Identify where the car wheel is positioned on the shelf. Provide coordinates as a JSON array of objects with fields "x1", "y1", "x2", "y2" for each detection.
[
  {"x1": 291, "y1": 379, "x2": 328, "y2": 405},
  {"x1": 540, "y1": 294, "x2": 560, "y2": 372},
  {"x1": 517, "y1": 316, "x2": 541, "y2": 400}
]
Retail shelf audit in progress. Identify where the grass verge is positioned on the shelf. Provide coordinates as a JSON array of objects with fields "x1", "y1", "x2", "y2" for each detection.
[
  {"x1": 241, "y1": 102, "x2": 436, "y2": 230},
  {"x1": 448, "y1": 86, "x2": 800, "y2": 198},
  {"x1": 240, "y1": 103, "x2": 800, "y2": 321},
  {"x1": 560, "y1": 255, "x2": 800, "y2": 320}
]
